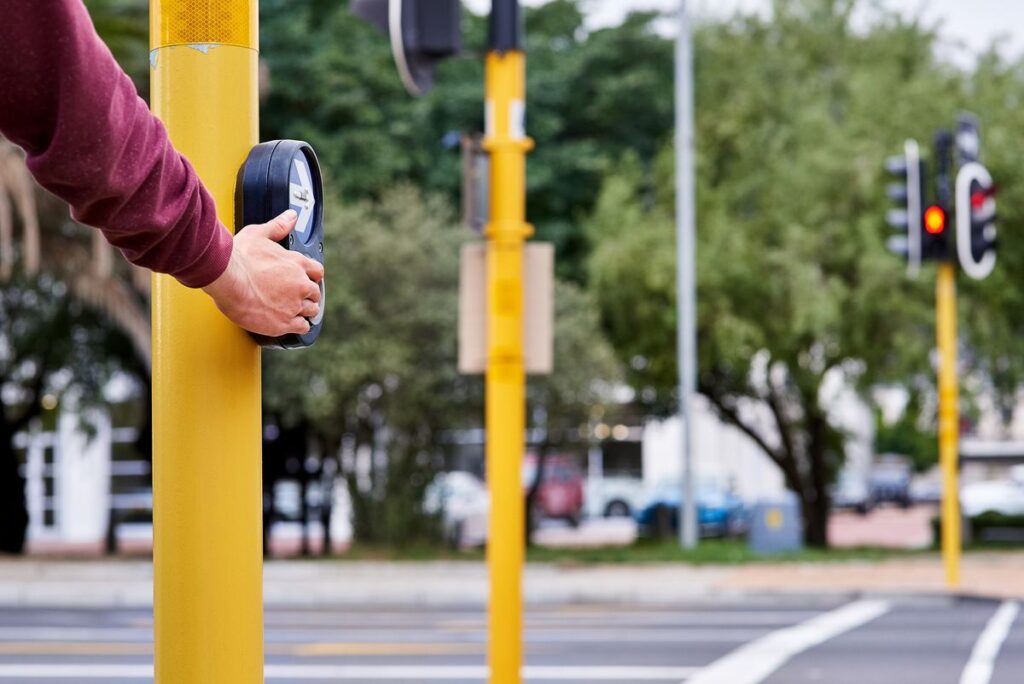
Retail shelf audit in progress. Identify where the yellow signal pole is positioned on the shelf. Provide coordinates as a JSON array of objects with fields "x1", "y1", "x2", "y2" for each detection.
[
  {"x1": 150, "y1": 3, "x2": 263, "y2": 681},
  {"x1": 484, "y1": 1, "x2": 532, "y2": 681},
  {"x1": 936, "y1": 262, "x2": 961, "y2": 588}
]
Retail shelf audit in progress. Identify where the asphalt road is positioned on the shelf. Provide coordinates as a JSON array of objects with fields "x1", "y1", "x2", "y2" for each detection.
[{"x1": 0, "y1": 596, "x2": 1019, "y2": 683}]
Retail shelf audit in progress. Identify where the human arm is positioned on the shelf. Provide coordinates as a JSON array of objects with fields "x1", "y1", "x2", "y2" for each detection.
[{"x1": 0, "y1": 0, "x2": 320, "y2": 334}]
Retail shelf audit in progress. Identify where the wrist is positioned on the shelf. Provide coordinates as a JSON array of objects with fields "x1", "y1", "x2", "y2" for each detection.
[
  {"x1": 202, "y1": 246, "x2": 241, "y2": 301},
  {"x1": 182, "y1": 225, "x2": 234, "y2": 289}
]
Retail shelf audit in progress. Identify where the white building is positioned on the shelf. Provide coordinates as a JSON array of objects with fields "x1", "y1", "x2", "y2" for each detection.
[
  {"x1": 641, "y1": 369, "x2": 876, "y2": 503},
  {"x1": 15, "y1": 411, "x2": 133, "y2": 552}
]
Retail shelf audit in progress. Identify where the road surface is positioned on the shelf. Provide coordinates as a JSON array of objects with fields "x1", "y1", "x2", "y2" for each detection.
[{"x1": 0, "y1": 596, "x2": 1019, "y2": 683}]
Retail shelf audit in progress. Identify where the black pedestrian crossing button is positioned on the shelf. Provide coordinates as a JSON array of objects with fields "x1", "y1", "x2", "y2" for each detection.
[{"x1": 237, "y1": 139, "x2": 325, "y2": 349}]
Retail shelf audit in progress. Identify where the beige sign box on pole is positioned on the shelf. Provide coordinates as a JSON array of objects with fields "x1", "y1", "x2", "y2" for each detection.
[{"x1": 459, "y1": 241, "x2": 554, "y2": 375}]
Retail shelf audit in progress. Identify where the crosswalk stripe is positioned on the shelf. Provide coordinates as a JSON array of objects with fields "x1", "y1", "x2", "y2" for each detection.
[
  {"x1": 959, "y1": 601, "x2": 1020, "y2": 684},
  {"x1": 683, "y1": 599, "x2": 891, "y2": 684}
]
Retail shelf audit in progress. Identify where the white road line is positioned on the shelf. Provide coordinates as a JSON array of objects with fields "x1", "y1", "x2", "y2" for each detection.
[
  {"x1": 0, "y1": 664, "x2": 699, "y2": 680},
  {"x1": 683, "y1": 599, "x2": 891, "y2": 684},
  {"x1": 0, "y1": 628, "x2": 149, "y2": 641},
  {"x1": 959, "y1": 601, "x2": 1020, "y2": 684},
  {"x1": 523, "y1": 666, "x2": 699, "y2": 680},
  {"x1": 0, "y1": 627, "x2": 763, "y2": 644},
  {"x1": 264, "y1": 610, "x2": 822, "y2": 627}
]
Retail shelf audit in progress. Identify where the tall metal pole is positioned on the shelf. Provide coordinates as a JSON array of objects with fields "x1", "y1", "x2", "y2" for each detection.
[
  {"x1": 150, "y1": 2, "x2": 263, "y2": 681},
  {"x1": 675, "y1": 0, "x2": 698, "y2": 549},
  {"x1": 936, "y1": 262, "x2": 961, "y2": 588},
  {"x1": 484, "y1": 1, "x2": 531, "y2": 682}
]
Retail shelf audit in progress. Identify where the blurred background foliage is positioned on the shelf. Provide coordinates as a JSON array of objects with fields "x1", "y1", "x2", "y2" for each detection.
[{"x1": 4, "y1": 0, "x2": 1024, "y2": 549}]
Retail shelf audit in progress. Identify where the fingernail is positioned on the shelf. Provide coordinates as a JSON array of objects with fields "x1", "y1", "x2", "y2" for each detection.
[{"x1": 283, "y1": 209, "x2": 298, "y2": 221}]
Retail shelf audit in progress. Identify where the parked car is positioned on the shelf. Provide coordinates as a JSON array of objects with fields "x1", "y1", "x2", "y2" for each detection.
[
  {"x1": 584, "y1": 476, "x2": 646, "y2": 519},
  {"x1": 909, "y1": 474, "x2": 943, "y2": 505},
  {"x1": 634, "y1": 480, "x2": 748, "y2": 538},
  {"x1": 961, "y1": 467, "x2": 1024, "y2": 518},
  {"x1": 869, "y1": 457, "x2": 912, "y2": 507},
  {"x1": 523, "y1": 454, "x2": 585, "y2": 527},
  {"x1": 831, "y1": 470, "x2": 874, "y2": 515},
  {"x1": 426, "y1": 458, "x2": 586, "y2": 547},
  {"x1": 423, "y1": 471, "x2": 489, "y2": 549}
]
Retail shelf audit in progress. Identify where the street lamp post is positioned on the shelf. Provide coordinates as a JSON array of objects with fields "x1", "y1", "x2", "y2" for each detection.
[{"x1": 675, "y1": 0, "x2": 699, "y2": 550}]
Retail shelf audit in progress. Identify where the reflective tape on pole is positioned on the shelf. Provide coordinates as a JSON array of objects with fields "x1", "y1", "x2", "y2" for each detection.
[{"x1": 150, "y1": 0, "x2": 257, "y2": 50}]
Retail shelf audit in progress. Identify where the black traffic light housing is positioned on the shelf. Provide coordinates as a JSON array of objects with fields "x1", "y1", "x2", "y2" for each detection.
[
  {"x1": 921, "y1": 130, "x2": 954, "y2": 263},
  {"x1": 236, "y1": 139, "x2": 325, "y2": 349},
  {"x1": 351, "y1": 0, "x2": 462, "y2": 96},
  {"x1": 920, "y1": 203, "x2": 950, "y2": 261},
  {"x1": 884, "y1": 140, "x2": 924, "y2": 276},
  {"x1": 885, "y1": 114, "x2": 998, "y2": 281},
  {"x1": 955, "y1": 162, "x2": 997, "y2": 280}
]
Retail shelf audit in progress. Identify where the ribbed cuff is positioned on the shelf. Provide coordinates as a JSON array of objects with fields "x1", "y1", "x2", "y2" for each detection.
[{"x1": 176, "y1": 223, "x2": 233, "y2": 289}]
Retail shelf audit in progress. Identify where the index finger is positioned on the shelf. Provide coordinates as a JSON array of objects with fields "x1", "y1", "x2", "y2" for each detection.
[{"x1": 302, "y1": 257, "x2": 324, "y2": 282}]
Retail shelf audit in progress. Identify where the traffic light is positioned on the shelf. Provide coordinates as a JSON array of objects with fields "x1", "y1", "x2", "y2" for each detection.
[
  {"x1": 885, "y1": 139, "x2": 924, "y2": 276},
  {"x1": 955, "y1": 162, "x2": 997, "y2": 280},
  {"x1": 351, "y1": 0, "x2": 462, "y2": 96},
  {"x1": 921, "y1": 202, "x2": 950, "y2": 261}
]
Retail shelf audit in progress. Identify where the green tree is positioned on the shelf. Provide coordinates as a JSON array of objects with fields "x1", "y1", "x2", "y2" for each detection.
[
  {"x1": 263, "y1": 186, "x2": 467, "y2": 545},
  {"x1": 263, "y1": 186, "x2": 621, "y2": 546},
  {"x1": 585, "y1": 0, "x2": 969, "y2": 546},
  {"x1": 874, "y1": 390, "x2": 936, "y2": 473},
  {"x1": 260, "y1": 0, "x2": 674, "y2": 280},
  {"x1": 951, "y1": 51, "x2": 1024, "y2": 416}
]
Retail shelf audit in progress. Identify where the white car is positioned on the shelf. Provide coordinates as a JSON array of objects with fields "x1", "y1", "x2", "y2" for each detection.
[
  {"x1": 831, "y1": 470, "x2": 874, "y2": 514},
  {"x1": 423, "y1": 471, "x2": 489, "y2": 549},
  {"x1": 960, "y1": 469, "x2": 1024, "y2": 518},
  {"x1": 584, "y1": 476, "x2": 646, "y2": 519}
]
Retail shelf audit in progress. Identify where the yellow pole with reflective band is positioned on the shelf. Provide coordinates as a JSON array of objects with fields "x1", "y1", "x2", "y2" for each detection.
[
  {"x1": 936, "y1": 262, "x2": 961, "y2": 589},
  {"x1": 483, "y1": 48, "x2": 533, "y2": 684},
  {"x1": 150, "y1": 3, "x2": 262, "y2": 682}
]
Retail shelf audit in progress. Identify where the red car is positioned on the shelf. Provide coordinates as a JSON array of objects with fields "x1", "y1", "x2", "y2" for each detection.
[{"x1": 522, "y1": 454, "x2": 585, "y2": 527}]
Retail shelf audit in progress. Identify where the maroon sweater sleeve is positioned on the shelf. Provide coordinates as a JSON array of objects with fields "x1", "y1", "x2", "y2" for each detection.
[{"x1": 0, "y1": 0, "x2": 232, "y2": 288}]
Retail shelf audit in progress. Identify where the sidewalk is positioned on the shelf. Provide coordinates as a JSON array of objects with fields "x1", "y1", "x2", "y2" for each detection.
[{"x1": 0, "y1": 552, "x2": 1021, "y2": 608}]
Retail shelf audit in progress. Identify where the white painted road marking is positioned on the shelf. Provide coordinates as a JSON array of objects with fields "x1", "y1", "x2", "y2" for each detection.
[
  {"x1": 0, "y1": 625, "x2": 765, "y2": 644},
  {"x1": 959, "y1": 601, "x2": 1020, "y2": 684},
  {"x1": 683, "y1": 599, "x2": 891, "y2": 684},
  {"x1": 0, "y1": 664, "x2": 699, "y2": 680}
]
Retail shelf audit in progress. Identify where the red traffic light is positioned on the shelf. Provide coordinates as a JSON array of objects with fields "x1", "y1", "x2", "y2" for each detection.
[
  {"x1": 971, "y1": 185, "x2": 997, "y2": 209},
  {"x1": 924, "y1": 205, "x2": 946, "y2": 234}
]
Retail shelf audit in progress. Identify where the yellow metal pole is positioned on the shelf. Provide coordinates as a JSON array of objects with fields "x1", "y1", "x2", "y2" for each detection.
[
  {"x1": 936, "y1": 262, "x2": 961, "y2": 589},
  {"x1": 150, "y1": 3, "x2": 262, "y2": 682},
  {"x1": 483, "y1": 49, "x2": 533, "y2": 684}
]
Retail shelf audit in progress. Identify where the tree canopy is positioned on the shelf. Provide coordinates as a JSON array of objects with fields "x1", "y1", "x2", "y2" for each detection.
[
  {"x1": 260, "y1": 0, "x2": 674, "y2": 280},
  {"x1": 585, "y1": 0, "x2": 1024, "y2": 544}
]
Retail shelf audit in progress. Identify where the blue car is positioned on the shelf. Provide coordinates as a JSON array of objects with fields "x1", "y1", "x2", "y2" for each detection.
[{"x1": 635, "y1": 482, "x2": 749, "y2": 538}]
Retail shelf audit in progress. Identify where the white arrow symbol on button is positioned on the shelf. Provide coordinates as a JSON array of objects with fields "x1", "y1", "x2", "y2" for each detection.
[{"x1": 290, "y1": 158, "x2": 315, "y2": 235}]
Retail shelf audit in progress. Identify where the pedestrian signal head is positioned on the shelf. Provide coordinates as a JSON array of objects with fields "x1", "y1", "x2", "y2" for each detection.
[{"x1": 956, "y1": 162, "x2": 997, "y2": 280}]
